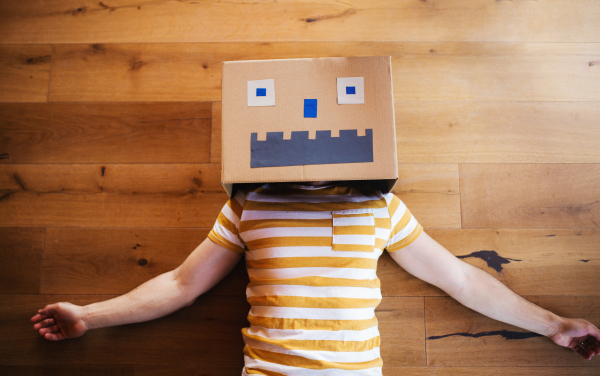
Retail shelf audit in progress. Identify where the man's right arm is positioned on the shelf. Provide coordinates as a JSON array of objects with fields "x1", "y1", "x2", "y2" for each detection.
[{"x1": 31, "y1": 238, "x2": 243, "y2": 340}]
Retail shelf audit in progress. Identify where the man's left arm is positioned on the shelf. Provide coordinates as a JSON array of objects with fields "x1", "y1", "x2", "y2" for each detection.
[{"x1": 388, "y1": 231, "x2": 600, "y2": 360}]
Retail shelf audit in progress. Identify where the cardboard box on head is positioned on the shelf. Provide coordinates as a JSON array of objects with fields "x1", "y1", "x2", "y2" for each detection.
[{"x1": 221, "y1": 56, "x2": 398, "y2": 198}]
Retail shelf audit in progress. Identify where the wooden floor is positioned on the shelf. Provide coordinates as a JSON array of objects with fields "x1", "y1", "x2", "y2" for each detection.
[{"x1": 1, "y1": 1, "x2": 599, "y2": 374}]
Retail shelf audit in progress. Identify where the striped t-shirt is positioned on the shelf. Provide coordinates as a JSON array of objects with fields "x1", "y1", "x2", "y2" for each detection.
[{"x1": 208, "y1": 182, "x2": 423, "y2": 376}]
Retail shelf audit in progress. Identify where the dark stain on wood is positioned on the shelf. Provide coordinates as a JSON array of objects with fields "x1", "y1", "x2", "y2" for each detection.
[
  {"x1": 99, "y1": 2, "x2": 116, "y2": 12},
  {"x1": 0, "y1": 192, "x2": 14, "y2": 201},
  {"x1": 130, "y1": 58, "x2": 147, "y2": 71},
  {"x1": 101, "y1": 166, "x2": 106, "y2": 177},
  {"x1": 428, "y1": 329, "x2": 543, "y2": 341},
  {"x1": 303, "y1": 9, "x2": 356, "y2": 23},
  {"x1": 0, "y1": 153, "x2": 9, "y2": 160},
  {"x1": 137, "y1": 258, "x2": 148, "y2": 266},
  {"x1": 13, "y1": 173, "x2": 27, "y2": 191},
  {"x1": 589, "y1": 61, "x2": 599, "y2": 66},
  {"x1": 25, "y1": 55, "x2": 51, "y2": 65},
  {"x1": 457, "y1": 250, "x2": 522, "y2": 273},
  {"x1": 66, "y1": 7, "x2": 87, "y2": 16},
  {"x1": 91, "y1": 44, "x2": 106, "y2": 53},
  {"x1": 580, "y1": 260, "x2": 590, "y2": 263}
]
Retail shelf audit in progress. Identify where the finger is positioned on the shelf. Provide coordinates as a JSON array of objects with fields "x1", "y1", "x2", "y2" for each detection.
[
  {"x1": 43, "y1": 332, "x2": 65, "y2": 341},
  {"x1": 34, "y1": 318, "x2": 55, "y2": 330},
  {"x1": 38, "y1": 305, "x2": 57, "y2": 318},
  {"x1": 573, "y1": 346, "x2": 589, "y2": 359}
]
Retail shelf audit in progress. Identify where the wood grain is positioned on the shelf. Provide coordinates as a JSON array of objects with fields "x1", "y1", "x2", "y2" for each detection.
[
  {"x1": 42, "y1": 228, "x2": 248, "y2": 295},
  {"x1": 379, "y1": 229, "x2": 600, "y2": 297},
  {"x1": 425, "y1": 296, "x2": 600, "y2": 367},
  {"x1": 460, "y1": 164, "x2": 600, "y2": 229},
  {"x1": 1, "y1": 294, "x2": 248, "y2": 366},
  {"x1": 48, "y1": 43, "x2": 600, "y2": 102},
  {"x1": 0, "y1": 164, "x2": 228, "y2": 228},
  {"x1": 0, "y1": 45, "x2": 52, "y2": 102},
  {"x1": 211, "y1": 102, "x2": 222, "y2": 164},
  {"x1": 395, "y1": 101, "x2": 600, "y2": 163},
  {"x1": 1, "y1": 1, "x2": 599, "y2": 44},
  {"x1": 0, "y1": 102, "x2": 211, "y2": 164},
  {"x1": 0, "y1": 228, "x2": 45, "y2": 294},
  {"x1": 0, "y1": 365, "x2": 133, "y2": 376}
]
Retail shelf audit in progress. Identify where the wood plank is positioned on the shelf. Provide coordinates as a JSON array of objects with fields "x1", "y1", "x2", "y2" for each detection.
[
  {"x1": 0, "y1": 365, "x2": 133, "y2": 376},
  {"x1": 0, "y1": 294, "x2": 248, "y2": 366},
  {"x1": 211, "y1": 102, "x2": 222, "y2": 164},
  {"x1": 135, "y1": 366, "x2": 240, "y2": 376},
  {"x1": 0, "y1": 102, "x2": 211, "y2": 164},
  {"x1": 48, "y1": 43, "x2": 600, "y2": 102},
  {"x1": 2, "y1": 294, "x2": 420, "y2": 366},
  {"x1": 425, "y1": 296, "x2": 600, "y2": 367},
  {"x1": 379, "y1": 229, "x2": 600, "y2": 297},
  {"x1": 1, "y1": 1, "x2": 598, "y2": 44},
  {"x1": 0, "y1": 164, "x2": 227, "y2": 228},
  {"x1": 377, "y1": 297, "x2": 425, "y2": 367},
  {"x1": 460, "y1": 164, "x2": 600, "y2": 229},
  {"x1": 383, "y1": 367, "x2": 600, "y2": 376},
  {"x1": 0, "y1": 45, "x2": 52, "y2": 102},
  {"x1": 396, "y1": 101, "x2": 600, "y2": 163},
  {"x1": 42, "y1": 228, "x2": 247, "y2": 295},
  {"x1": 0, "y1": 228, "x2": 45, "y2": 294}
]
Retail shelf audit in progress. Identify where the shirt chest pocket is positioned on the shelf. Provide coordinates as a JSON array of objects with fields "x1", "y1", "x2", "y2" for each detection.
[{"x1": 331, "y1": 209, "x2": 376, "y2": 252}]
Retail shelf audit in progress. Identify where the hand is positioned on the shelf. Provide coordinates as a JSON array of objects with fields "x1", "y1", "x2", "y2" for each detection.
[
  {"x1": 31, "y1": 302, "x2": 89, "y2": 341},
  {"x1": 548, "y1": 317, "x2": 600, "y2": 360}
]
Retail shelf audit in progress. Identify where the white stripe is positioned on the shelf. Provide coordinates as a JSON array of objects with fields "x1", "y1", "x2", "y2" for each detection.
[
  {"x1": 389, "y1": 200, "x2": 408, "y2": 228},
  {"x1": 213, "y1": 220, "x2": 244, "y2": 248},
  {"x1": 249, "y1": 306, "x2": 376, "y2": 320},
  {"x1": 242, "y1": 227, "x2": 332, "y2": 241},
  {"x1": 333, "y1": 216, "x2": 374, "y2": 227},
  {"x1": 332, "y1": 234, "x2": 375, "y2": 246},
  {"x1": 247, "y1": 267, "x2": 377, "y2": 280},
  {"x1": 243, "y1": 356, "x2": 382, "y2": 376},
  {"x1": 246, "y1": 285, "x2": 382, "y2": 300},
  {"x1": 242, "y1": 210, "x2": 333, "y2": 220},
  {"x1": 387, "y1": 216, "x2": 418, "y2": 248},
  {"x1": 247, "y1": 325, "x2": 380, "y2": 342},
  {"x1": 246, "y1": 247, "x2": 382, "y2": 260},
  {"x1": 243, "y1": 334, "x2": 381, "y2": 362}
]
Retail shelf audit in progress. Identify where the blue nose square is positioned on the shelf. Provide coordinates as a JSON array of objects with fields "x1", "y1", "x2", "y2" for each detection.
[{"x1": 304, "y1": 99, "x2": 317, "y2": 118}]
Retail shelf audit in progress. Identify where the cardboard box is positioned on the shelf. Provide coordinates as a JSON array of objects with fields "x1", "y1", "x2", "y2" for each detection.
[{"x1": 221, "y1": 56, "x2": 398, "y2": 197}]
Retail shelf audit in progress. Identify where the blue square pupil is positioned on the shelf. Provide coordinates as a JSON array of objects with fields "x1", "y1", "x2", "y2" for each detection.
[
  {"x1": 346, "y1": 86, "x2": 356, "y2": 95},
  {"x1": 304, "y1": 99, "x2": 317, "y2": 118},
  {"x1": 256, "y1": 88, "x2": 267, "y2": 96}
]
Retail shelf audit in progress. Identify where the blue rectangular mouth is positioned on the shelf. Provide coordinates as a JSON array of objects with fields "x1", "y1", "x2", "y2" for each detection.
[{"x1": 250, "y1": 129, "x2": 374, "y2": 168}]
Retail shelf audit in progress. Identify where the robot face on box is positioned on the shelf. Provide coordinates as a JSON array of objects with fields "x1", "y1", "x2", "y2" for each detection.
[{"x1": 220, "y1": 56, "x2": 398, "y2": 196}]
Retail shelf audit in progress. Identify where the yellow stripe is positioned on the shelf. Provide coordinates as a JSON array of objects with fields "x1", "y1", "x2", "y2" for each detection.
[
  {"x1": 240, "y1": 218, "x2": 332, "y2": 231},
  {"x1": 245, "y1": 236, "x2": 331, "y2": 249},
  {"x1": 242, "y1": 327, "x2": 380, "y2": 352},
  {"x1": 246, "y1": 295, "x2": 382, "y2": 309},
  {"x1": 228, "y1": 197, "x2": 244, "y2": 219},
  {"x1": 243, "y1": 346, "x2": 383, "y2": 371},
  {"x1": 374, "y1": 217, "x2": 391, "y2": 229},
  {"x1": 390, "y1": 208, "x2": 412, "y2": 237},
  {"x1": 247, "y1": 276, "x2": 380, "y2": 289},
  {"x1": 207, "y1": 231, "x2": 244, "y2": 253},
  {"x1": 244, "y1": 199, "x2": 387, "y2": 212},
  {"x1": 332, "y1": 212, "x2": 373, "y2": 218},
  {"x1": 387, "y1": 224, "x2": 424, "y2": 252},
  {"x1": 217, "y1": 211, "x2": 239, "y2": 236},
  {"x1": 332, "y1": 244, "x2": 375, "y2": 252},
  {"x1": 248, "y1": 314, "x2": 379, "y2": 331},
  {"x1": 388, "y1": 194, "x2": 401, "y2": 218},
  {"x1": 246, "y1": 257, "x2": 377, "y2": 270},
  {"x1": 333, "y1": 225, "x2": 375, "y2": 235}
]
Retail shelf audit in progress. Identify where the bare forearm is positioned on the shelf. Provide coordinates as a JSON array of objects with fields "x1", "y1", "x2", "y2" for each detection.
[
  {"x1": 81, "y1": 270, "x2": 191, "y2": 330},
  {"x1": 451, "y1": 263, "x2": 563, "y2": 337}
]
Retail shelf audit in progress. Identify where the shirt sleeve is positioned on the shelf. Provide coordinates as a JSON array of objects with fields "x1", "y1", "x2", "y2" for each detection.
[
  {"x1": 384, "y1": 193, "x2": 423, "y2": 252},
  {"x1": 207, "y1": 189, "x2": 247, "y2": 254}
]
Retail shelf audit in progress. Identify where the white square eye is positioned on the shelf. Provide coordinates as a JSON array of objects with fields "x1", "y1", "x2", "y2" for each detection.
[
  {"x1": 248, "y1": 79, "x2": 275, "y2": 107},
  {"x1": 337, "y1": 77, "x2": 364, "y2": 104}
]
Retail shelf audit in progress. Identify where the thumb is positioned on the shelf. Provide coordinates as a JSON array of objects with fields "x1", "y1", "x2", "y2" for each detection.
[{"x1": 39, "y1": 303, "x2": 59, "y2": 317}]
